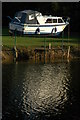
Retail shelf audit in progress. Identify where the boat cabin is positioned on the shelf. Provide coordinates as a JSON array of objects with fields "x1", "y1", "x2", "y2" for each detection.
[{"x1": 9, "y1": 10, "x2": 69, "y2": 36}]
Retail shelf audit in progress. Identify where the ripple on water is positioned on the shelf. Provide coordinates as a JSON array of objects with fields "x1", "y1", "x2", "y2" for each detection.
[{"x1": 21, "y1": 63, "x2": 70, "y2": 117}]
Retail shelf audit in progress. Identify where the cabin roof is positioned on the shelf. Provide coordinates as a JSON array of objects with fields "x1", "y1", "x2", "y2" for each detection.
[
  {"x1": 13, "y1": 10, "x2": 64, "y2": 24},
  {"x1": 16, "y1": 10, "x2": 41, "y2": 15},
  {"x1": 14, "y1": 10, "x2": 41, "y2": 24}
]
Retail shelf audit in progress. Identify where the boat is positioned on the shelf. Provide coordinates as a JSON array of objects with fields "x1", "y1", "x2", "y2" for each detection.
[{"x1": 8, "y1": 10, "x2": 70, "y2": 36}]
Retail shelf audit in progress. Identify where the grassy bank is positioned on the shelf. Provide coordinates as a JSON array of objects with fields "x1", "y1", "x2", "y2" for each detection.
[
  {"x1": 1, "y1": 27, "x2": 80, "y2": 63},
  {"x1": 2, "y1": 35, "x2": 80, "y2": 49},
  {"x1": 2, "y1": 27, "x2": 80, "y2": 48}
]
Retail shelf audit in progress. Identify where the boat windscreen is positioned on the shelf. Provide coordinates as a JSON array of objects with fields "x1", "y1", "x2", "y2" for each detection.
[
  {"x1": 20, "y1": 13, "x2": 27, "y2": 23},
  {"x1": 14, "y1": 12, "x2": 27, "y2": 23},
  {"x1": 14, "y1": 11, "x2": 39, "y2": 24}
]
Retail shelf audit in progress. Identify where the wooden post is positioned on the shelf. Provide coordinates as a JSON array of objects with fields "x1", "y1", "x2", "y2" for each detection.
[
  {"x1": 49, "y1": 43, "x2": 51, "y2": 50},
  {"x1": 13, "y1": 29, "x2": 18, "y2": 61},
  {"x1": 13, "y1": 46, "x2": 18, "y2": 61},
  {"x1": 67, "y1": 46, "x2": 70, "y2": 59}
]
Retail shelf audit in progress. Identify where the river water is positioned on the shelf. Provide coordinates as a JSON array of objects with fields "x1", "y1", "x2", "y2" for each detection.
[{"x1": 2, "y1": 60, "x2": 80, "y2": 120}]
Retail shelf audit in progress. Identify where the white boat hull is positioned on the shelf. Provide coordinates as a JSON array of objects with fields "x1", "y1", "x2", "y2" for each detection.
[{"x1": 9, "y1": 23, "x2": 67, "y2": 36}]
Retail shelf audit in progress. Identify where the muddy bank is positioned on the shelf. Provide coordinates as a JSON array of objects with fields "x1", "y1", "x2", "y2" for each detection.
[{"x1": 1, "y1": 46, "x2": 80, "y2": 63}]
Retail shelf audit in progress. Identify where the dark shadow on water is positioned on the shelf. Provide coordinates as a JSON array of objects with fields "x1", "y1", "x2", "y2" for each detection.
[{"x1": 2, "y1": 60, "x2": 80, "y2": 120}]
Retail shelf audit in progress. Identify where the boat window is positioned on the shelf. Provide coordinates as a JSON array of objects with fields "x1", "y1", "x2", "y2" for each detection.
[
  {"x1": 45, "y1": 19, "x2": 52, "y2": 23},
  {"x1": 58, "y1": 19, "x2": 63, "y2": 23},
  {"x1": 53, "y1": 19, "x2": 57, "y2": 23},
  {"x1": 29, "y1": 14, "x2": 34, "y2": 20}
]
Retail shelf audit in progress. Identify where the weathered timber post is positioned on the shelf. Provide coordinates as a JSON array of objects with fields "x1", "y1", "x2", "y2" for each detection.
[
  {"x1": 49, "y1": 43, "x2": 51, "y2": 50},
  {"x1": 13, "y1": 29, "x2": 18, "y2": 61},
  {"x1": 67, "y1": 46, "x2": 70, "y2": 59},
  {"x1": 49, "y1": 43, "x2": 51, "y2": 62}
]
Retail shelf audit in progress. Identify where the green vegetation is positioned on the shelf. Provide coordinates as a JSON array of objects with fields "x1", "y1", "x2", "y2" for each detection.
[
  {"x1": 2, "y1": 36, "x2": 80, "y2": 49},
  {"x1": 2, "y1": 27, "x2": 80, "y2": 49}
]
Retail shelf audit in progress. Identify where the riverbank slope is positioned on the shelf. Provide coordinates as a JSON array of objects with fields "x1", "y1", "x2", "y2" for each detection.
[{"x1": 1, "y1": 45, "x2": 80, "y2": 63}]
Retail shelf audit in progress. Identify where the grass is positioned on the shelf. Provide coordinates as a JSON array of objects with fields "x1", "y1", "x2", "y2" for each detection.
[
  {"x1": 2, "y1": 27, "x2": 80, "y2": 49},
  {"x1": 2, "y1": 36, "x2": 80, "y2": 49}
]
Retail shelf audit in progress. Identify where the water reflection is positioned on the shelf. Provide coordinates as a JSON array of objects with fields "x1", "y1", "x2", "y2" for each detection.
[
  {"x1": 4, "y1": 61, "x2": 80, "y2": 120},
  {"x1": 21, "y1": 63, "x2": 70, "y2": 118}
]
